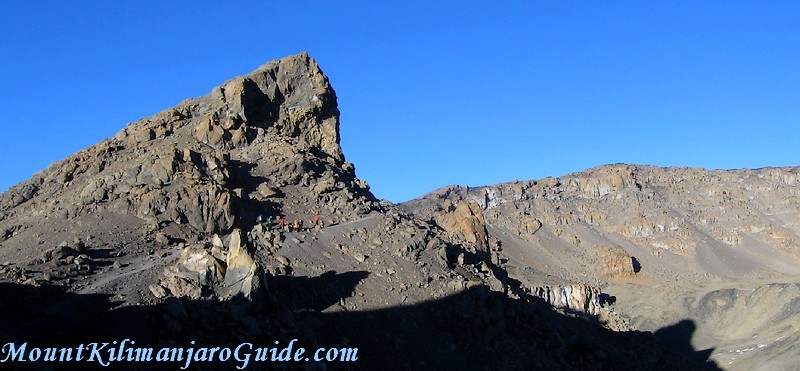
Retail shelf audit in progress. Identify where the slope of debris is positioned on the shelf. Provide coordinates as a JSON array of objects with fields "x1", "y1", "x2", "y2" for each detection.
[
  {"x1": 402, "y1": 164, "x2": 800, "y2": 370},
  {"x1": 403, "y1": 165, "x2": 800, "y2": 284}
]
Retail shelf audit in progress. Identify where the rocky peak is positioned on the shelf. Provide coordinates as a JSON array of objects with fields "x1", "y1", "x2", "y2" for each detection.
[
  {"x1": 114, "y1": 52, "x2": 342, "y2": 159},
  {"x1": 0, "y1": 52, "x2": 376, "y2": 240}
]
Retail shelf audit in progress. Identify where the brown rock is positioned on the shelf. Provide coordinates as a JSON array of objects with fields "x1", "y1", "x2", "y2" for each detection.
[
  {"x1": 435, "y1": 201, "x2": 489, "y2": 252},
  {"x1": 597, "y1": 244, "x2": 638, "y2": 280}
]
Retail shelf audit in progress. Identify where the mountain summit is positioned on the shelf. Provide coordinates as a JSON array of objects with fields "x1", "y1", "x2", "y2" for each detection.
[{"x1": 1, "y1": 52, "x2": 375, "y2": 237}]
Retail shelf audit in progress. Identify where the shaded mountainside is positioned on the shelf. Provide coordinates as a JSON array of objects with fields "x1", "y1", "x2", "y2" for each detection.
[
  {"x1": 0, "y1": 53, "x2": 713, "y2": 370},
  {"x1": 401, "y1": 164, "x2": 800, "y2": 370}
]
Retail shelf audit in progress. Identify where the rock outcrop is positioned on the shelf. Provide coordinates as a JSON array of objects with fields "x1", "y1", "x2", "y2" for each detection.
[
  {"x1": 531, "y1": 283, "x2": 602, "y2": 315},
  {"x1": 155, "y1": 244, "x2": 225, "y2": 299},
  {"x1": 0, "y1": 52, "x2": 376, "y2": 243},
  {"x1": 219, "y1": 228, "x2": 264, "y2": 300},
  {"x1": 434, "y1": 200, "x2": 489, "y2": 253},
  {"x1": 597, "y1": 244, "x2": 638, "y2": 280},
  {"x1": 156, "y1": 228, "x2": 265, "y2": 301}
]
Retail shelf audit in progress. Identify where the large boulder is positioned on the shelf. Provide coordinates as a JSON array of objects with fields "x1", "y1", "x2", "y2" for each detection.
[
  {"x1": 157, "y1": 229, "x2": 265, "y2": 301},
  {"x1": 435, "y1": 201, "x2": 490, "y2": 253},
  {"x1": 597, "y1": 244, "x2": 638, "y2": 280},
  {"x1": 158, "y1": 244, "x2": 226, "y2": 299},
  {"x1": 217, "y1": 229, "x2": 265, "y2": 301}
]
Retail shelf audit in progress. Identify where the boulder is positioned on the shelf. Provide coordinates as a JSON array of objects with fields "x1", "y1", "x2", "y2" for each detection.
[
  {"x1": 159, "y1": 244, "x2": 225, "y2": 299},
  {"x1": 435, "y1": 201, "x2": 490, "y2": 253},
  {"x1": 217, "y1": 229, "x2": 265, "y2": 301},
  {"x1": 597, "y1": 244, "x2": 638, "y2": 280}
]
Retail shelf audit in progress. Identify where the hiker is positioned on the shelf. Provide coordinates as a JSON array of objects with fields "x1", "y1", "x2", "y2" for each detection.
[
  {"x1": 293, "y1": 220, "x2": 300, "y2": 232},
  {"x1": 267, "y1": 215, "x2": 274, "y2": 228},
  {"x1": 313, "y1": 214, "x2": 320, "y2": 228},
  {"x1": 299, "y1": 219, "x2": 304, "y2": 231},
  {"x1": 256, "y1": 214, "x2": 263, "y2": 224},
  {"x1": 279, "y1": 217, "x2": 286, "y2": 231}
]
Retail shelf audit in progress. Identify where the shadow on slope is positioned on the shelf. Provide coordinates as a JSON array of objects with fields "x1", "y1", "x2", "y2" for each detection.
[
  {"x1": 654, "y1": 320, "x2": 716, "y2": 366},
  {"x1": 0, "y1": 272, "x2": 720, "y2": 370},
  {"x1": 269, "y1": 270, "x2": 370, "y2": 312}
]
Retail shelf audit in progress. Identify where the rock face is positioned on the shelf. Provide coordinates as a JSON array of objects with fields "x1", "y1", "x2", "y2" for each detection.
[
  {"x1": 155, "y1": 228, "x2": 265, "y2": 301},
  {"x1": 403, "y1": 164, "x2": 800, "y2": 283},
  {"x1": 219, "y1": 229, "x2": 264, "y2": 300},
  {"x1": 0, "y1": 52, "x2": 381, "y2": 317},
  {"x1": 157, "y1": 244, "x2": 225, "y2": 299},
  {"x1": 532, "y1": 283, "x2": 602, "y2": 315},
  {"x1": 402, "y1": 165, "x2": 800, "y2": 369}
]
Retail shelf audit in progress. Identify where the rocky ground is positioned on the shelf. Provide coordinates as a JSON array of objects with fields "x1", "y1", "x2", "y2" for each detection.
[
  {"x1": 0, "y1": 52, "x2": 772, "y2": 370},
  {"x1": 402, "y1": 164, "x2": 800, "y2": 370}
]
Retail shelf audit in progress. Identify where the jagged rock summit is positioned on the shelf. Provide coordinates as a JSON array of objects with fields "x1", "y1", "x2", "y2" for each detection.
[
  {"x1": 0, "y1": 52, "x2": 383, "y2": 311},
  {"x1": 0, "y1": 52, "x2": 374, "y2": 238}
]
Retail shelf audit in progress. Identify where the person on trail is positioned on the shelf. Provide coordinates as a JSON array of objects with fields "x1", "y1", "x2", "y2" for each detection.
[
  {"x1": 299, "y1": 219, "x2": 304, "y2": 231},
  {"x1": 256, "y1": 214, "x2": 263, "y2": 224},
  {"x1": 293, "y1": 220, "x2": 300, "y2": 231},
  {"x1": 313, "y1": 214, "x2": 320, "y2": 228},
  {"x1": 267, "y1": 215, "x2": 273, "y2": 228},
  {"x1": 279, "y1": 217, "x2": 286, "y2": 231}
]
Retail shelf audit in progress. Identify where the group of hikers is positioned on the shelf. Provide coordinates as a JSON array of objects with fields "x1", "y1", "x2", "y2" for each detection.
[{"x1": 256, "y1": 213, "x2": 323, "y2": 232}]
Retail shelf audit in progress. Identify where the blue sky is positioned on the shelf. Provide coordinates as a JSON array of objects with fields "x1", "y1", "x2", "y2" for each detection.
[{"x1": 1, "y1": 2, "x2": 798, "y2": 202}]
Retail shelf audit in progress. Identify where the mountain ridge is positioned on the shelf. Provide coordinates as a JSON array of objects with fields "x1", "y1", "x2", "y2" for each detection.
[
  {"x1": 0, "y1": 53, "x2": 761, "y2": 370},
  {"x1": 402, "y1": 162, "x2": 800, "y2": 369}
]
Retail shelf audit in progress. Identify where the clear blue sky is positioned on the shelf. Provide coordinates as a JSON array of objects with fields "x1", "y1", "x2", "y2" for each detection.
[{"x1": 1, "y1": 2, "x2": 798, "y2": 202}]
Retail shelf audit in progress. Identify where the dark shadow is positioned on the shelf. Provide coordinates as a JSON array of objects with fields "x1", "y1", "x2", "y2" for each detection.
[
  {"x1": 632, "y1": 256, "x2": 642, "y2": 273},
  {"x1": 316, "y1": 285, "x2": 721, "y2": 370},
  {"x1": 269, "y1": 270, "x2": 370, "y2": 312},
  {"x1": 226, "y1": 160, "x2": 271, "y2": 195},
  {"x1": 654, "y1": 319, "x2": 717, "y2": 369},
  {"x1": 240, "y1": 78, "x2": 281, "y2": 129},
  {"x1": 84, "y1": 248, "x2": 115, "y2": 260},
  {"x1": 0, "y1": 275, "x2": 720, "y2": 371},
  {"x1": 599, "y1": 293, "x2": 617, "y2": 306}
]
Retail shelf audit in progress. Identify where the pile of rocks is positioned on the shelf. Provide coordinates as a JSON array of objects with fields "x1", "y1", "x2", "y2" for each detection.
[{"x1": 153, "y1": 229, "x2": 265, "y2": 302}]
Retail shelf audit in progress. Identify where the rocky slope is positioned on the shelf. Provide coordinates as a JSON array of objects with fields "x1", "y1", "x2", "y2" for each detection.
[
  {"x1": 402, "y1": 164, "x2": 800, "y2": 370},
  {"x1": 0, "y1": 53, "x2": 713, "y2": 370}
]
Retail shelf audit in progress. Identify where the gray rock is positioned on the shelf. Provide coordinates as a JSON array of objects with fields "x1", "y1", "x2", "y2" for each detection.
[
  {"x1": 218, "y1": 229, "x2": 266, "y2": 301},
  {"x1": 353, "y1": 252, "x2": 367, "y2": 263},
  {"x1": 149, "y1": 284, "x2": 167, "y2": 299}
]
